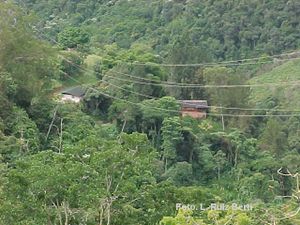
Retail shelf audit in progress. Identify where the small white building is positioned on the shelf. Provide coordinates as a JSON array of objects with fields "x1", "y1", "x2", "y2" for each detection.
[{"x1": 61, "y1": 86, "x2": 86, "y2": 103}]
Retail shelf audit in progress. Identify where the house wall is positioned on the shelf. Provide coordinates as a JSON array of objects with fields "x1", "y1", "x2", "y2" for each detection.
[
  {"x1": 181, "y1": 109, "x2": 207, "y2": 119},
  {"x1": 61, "y1": 94, "x2": 82, "y2": 103}
]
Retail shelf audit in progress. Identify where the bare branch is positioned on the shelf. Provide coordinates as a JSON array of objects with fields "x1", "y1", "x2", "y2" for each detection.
[{"x1": 46, "y1": 105, "x2": 59, "y2": 141}]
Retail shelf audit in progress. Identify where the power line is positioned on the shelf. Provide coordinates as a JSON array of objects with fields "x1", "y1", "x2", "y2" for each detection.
[
  {"x1": 63, "y1": 72, "x2": 300, "y2": 118},
  {"x1": 69, "y1": 60, "x2": 300, "y2": 113},
  {"x1": 99, "y1": 70, "x2": 300, "y2": 88},
  {"x1": 31, "y1": 25, "x2": 300, "y2": 68},
  {"x1": 94, "y1": 81, "x2": 300, "y2": 113},
  {"x1": 59, "y1": 54, "x2": 300, "y2": 113},
  {"x1": 97, "y1": 79, "x2": 158, "y2": 100},
  {"x1": 15, "y1": 15, "x2": 300, "y2": 88},
  {"x1": 127, "y1": 56, "x2": 300, "y2": 68},
  {"x1": 21, "y1": 14, "x2": 300, "y2": 69},
  {"x1": 16, "y1": 0, "x2": 300, "y2": 69},
  {"x1": 43, "y1": 33, "x2": 300, "y2": 68},
  {"x1": 61, "y1": 56, "x2": 300, "y2": 89},
  {"x1": 106, "y1": 59, "x2": 300, "y2": 87},
  {"x1": 29, "y1": 18, "x2": 299, "y2": 115},
  {"x1": 91, "y1": 81, "x2": 300, "y2": 114},
  {"x1": 82, "y1": 55, "x2": 275, "y2": 67},
  {"x1": 94, "y1": 82, "x2": 300, "y2": 113},
  {"x1": 14, "y1": 3, "x2": 300, "y2": 115},
  {"x1": 41, "y1": 26, "x2": 300, "y2": 88}
]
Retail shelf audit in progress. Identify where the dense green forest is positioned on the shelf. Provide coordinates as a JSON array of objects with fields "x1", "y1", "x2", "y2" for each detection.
[{"x1": 1, "y1": 0, "x2": 300, "y2": 224}]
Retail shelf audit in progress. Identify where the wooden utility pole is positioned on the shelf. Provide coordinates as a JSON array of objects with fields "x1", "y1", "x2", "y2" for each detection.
[
  {"x1": 220, "y1": 104, "x2": 225, "y2": 131},
  {"x1": 120, "y1": 110, "x2": 128, "y2": 133},
  {"x1": 59, "y1": 118, "x2": 63, "y2": 153}
]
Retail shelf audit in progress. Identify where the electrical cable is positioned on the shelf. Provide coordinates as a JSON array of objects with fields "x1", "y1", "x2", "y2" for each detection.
[
  {"x1": 61, "y1": 56, "x2": 300, "y2": 89},
  {"x1": 69, "y1": 59, "x2": 300, "y2": 113},
  {"x1": 15, "y1": 1, "x2": 300, "y2": 116},
  {"x1": 64, "y1": 73, "x2": 300, "y2": 118}
]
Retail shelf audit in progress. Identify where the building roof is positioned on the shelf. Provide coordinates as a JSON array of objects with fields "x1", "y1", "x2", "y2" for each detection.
[
  {"x1": 61, "y1": 86, "x2": 86, "y2": 97},
  {"x1": 179, "y1": 100, "x2": 208, "y2": 109}
]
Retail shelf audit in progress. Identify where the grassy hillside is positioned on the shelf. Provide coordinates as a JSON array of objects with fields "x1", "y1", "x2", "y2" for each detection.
[{"x1": 249, "y1": 59, "x2": 300, "y2": 110}]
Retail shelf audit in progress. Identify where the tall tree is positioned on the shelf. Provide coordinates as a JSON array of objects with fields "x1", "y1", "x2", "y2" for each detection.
[
  {"x1": 161, "y1": 116, "x2": 183, "y2": 171},
  {"x1": 0, "y1": 1, "x2": 57, "y2": 107},
  {"x1": 259, "y1": 118, "x2": 287, "y2": 157}
]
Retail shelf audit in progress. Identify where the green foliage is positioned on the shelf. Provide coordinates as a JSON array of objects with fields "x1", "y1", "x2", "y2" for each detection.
[
  {"x1": 140, "y1": 96, "x2": 180, "y2": 147},
  {"x1": 160, "y1": 209, "x2": 254, "y2": 225},
  {"x1": 59, "y1": 51, "x2": 84, "y2": 80},
  {"x1": 163, "y1": 162, "x2": 193, "y2": 186},
  {"x1": 28, "y1": 97, "x2": 56, "y2": 133},
  {"x1": 161, "y1": 117, "x2": 183, "y2": 171},
  {"x1": 58, "y1": 27, "x2": 90, "y2": 49},
  {"x1": 141, "y1": 96, "x2": 180, "y2": 122},
  {"x1": 2, "y1": 132, "x2": 158, "y2": 225},
  {"x1": 83, "y1": 87, "x2": 112, "y2": 118},
  {"x1": 214, "y1": 150, "x2": 227, "y2": 180},
  {"x1": 2, "y1": 1, "x2": 300, "y2": 224},
  {"x1": 160, "y1": 209, "x2": 205, "y2": 225},
  {"x1": 259, "y1": 118, "x2": 287, "y2": 157},
  {"x1": 249, "y1": 59, "x2": 300, "y2": 110},
  {"x1": 203, "y1": 66, "x2": 250, "y2": 109},
  {"x1": 0, "y1": 2, "x2": 57, "y2": 107},
  {"x1": 5, "y1": 106, "x2": 40, "y2": 153},
  {"x1": 22, "y1": 0, "x2": 300, "y2": 59},
  {"x1": 238, "y1": 172, "x2": 279, "y2": 202},
  {"x1": 0, "y1": 132, "x2": 21, "y2": 164},
  {"x1": 286, "y1": 117, "x2": 300, "y2": 152},
  {"x1": 166, "y1": 38, "x2": 211, "y2": 99},
  {"x1": 0, "y1": 72, "x2": 17, "y2": 100}
]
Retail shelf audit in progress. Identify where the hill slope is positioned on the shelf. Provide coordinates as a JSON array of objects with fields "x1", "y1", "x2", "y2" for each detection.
[
  {"x1": 18, "y1": 0, "x2": 300, "y2": 60},
  {"x1": 249, "y1": 59, "x2": 300, "y2": 110}
]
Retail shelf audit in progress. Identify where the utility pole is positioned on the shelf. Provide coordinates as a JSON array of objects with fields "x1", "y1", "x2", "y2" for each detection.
[
  {"x1": 59, "y1": 118, "x2": 63, "y2": 153},
  {"x1": 220, "y1": 104, "x2": 225, "y2": 131},
  {"x1": 121, "y1": 110, "x2": 128, "y2": 133}
]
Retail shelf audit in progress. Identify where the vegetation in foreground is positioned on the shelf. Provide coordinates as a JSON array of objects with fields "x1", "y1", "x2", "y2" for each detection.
[{"x1": 1, "y1": 1, "x2": 300, "y2": 224}]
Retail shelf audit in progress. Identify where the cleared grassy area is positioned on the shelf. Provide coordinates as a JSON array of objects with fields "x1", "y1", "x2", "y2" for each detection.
[
  {"x1": 249, "y1": 59, "x2": 300, "y2": 110},
  {"x1": 52, "y1": 54, "x2": 101, "y2": 90}
]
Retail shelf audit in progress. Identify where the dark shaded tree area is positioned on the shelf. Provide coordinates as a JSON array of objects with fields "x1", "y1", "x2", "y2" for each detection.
[{"x1": 18, "y1": 0, "x2": 300, "y2": 60}]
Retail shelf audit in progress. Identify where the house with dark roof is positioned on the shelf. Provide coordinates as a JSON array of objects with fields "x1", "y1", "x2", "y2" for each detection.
[
  {"x1": 61, "y1": 86, "x2": 86, "y2": 103},
  {"x1": 179, "y1": 100, "x2": 208, "y2": 119}
]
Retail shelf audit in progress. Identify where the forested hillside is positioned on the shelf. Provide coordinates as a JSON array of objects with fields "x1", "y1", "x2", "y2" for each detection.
[
  {"x1": 17, "y1": 0, "x2": 300, "y2": 59},
  {"x1": 1, "y1": 0, "x2": 300, "y2": 224}
]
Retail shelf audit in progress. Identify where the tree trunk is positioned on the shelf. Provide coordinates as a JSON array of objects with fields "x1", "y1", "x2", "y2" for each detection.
[
  {"x1": 165, "y1": 158, "x2": 168, "y2": 173},
  {"x1": 234, "y1": 148, "x2": 238, "y2": 168},
  {"x1": 63, "y1": 201, "x2": 69, "y2": 225},
  {"x1": 189, "y1": 147, "x2": 194, "y2": 163},
  {"x1": 59, "y1": 118, "x2": 63, "y2": 153}
]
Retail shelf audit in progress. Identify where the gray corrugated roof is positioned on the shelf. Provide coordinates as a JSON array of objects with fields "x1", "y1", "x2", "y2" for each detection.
[
  {"x1": 179, "y1": 100, "x2": 208, "y2": 109},
  {"x1": 61, "y1": 86, "x2": 86, "y2": 97}
]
